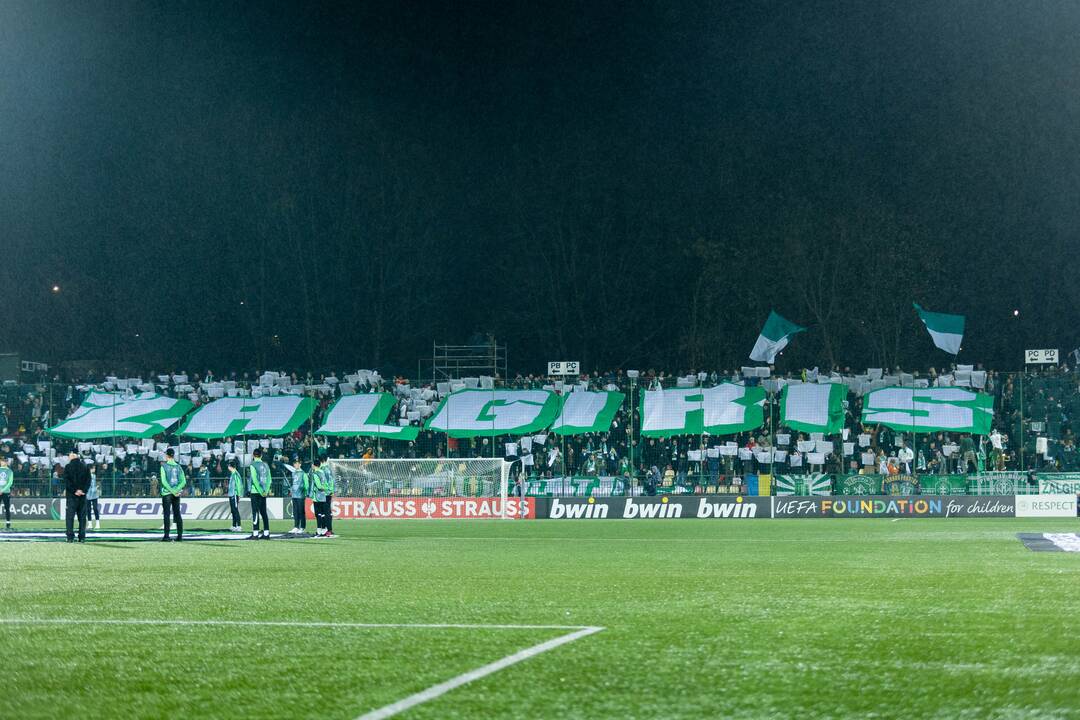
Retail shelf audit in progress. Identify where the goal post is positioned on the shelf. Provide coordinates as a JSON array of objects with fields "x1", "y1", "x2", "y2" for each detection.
[{"x1": 327, "y1": 458, "x2": 517, "y2": 518}]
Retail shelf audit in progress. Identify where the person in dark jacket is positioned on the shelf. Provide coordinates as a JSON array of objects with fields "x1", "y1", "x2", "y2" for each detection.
[{"x1": 63, "y1": 451, "x2": 91, "y2": 543}]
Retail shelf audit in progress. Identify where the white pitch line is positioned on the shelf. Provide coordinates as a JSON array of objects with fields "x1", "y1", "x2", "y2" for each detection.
[
  {"x1": 0, "y1": 618, "x2": 594, "y2": 631},
  {"x1": 355, "y1": 625, "x2": 605, "y2": 720},
  {"x1": 0, "y1": 617, "x2": 605, "y2": 719}
]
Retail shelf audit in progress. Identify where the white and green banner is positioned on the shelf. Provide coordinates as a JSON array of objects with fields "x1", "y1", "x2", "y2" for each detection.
[
  {"x1": 774, "y1": 473, "x2": 832, "y2": 496},
  {"x1": 780, "y1": 383, "x2": 845, "y2": 434},
  {"x1": 425, "y1": 389, "x2": 561, "y2": 438},
  {"x1": 316, "y1": 394, "x2": 419, "y2": 440},
  {"x1": 914, "y1": 303, "x2": 964, "y2": 355},
  {"x1": 48, "y1": 392, "x2": 194, "y2": 439},
  {"x1": 550, "y1": 391, "x2": 624, "y2": 435},
  {"x1": 749, "y1": 310, "x2": 806, "y2": 364},
  {"x1": 640, "y1": 383, "x2": 765, "y2": 437},
  {"x1": 862, "y1": 387, "x2": 993, "y2": 434},
  {"x1": 178, "y1": 396, "x2": 317, "y2": 438}
]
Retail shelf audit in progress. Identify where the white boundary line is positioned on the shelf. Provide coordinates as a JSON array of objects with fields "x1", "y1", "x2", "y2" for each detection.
[
  {"x1": 0, "y1": 618, "x2": 591, "y2": 631},
  {"x1": 0, "y1": 618, "x2": 604, "y2": 719},
  {"x1": 354, "y1": 625, "x2": 604, "y2": 720}
]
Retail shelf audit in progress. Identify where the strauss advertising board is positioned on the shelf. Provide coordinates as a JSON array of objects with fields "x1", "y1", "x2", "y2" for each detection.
[{"x1": 316, "y1": 497, "x2": 535, "y2": 519}]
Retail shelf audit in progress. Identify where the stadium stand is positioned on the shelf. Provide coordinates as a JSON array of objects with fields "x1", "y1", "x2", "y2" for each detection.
[{"x1": 1, "y1": 362, "x2": 1077, "y2": 497}]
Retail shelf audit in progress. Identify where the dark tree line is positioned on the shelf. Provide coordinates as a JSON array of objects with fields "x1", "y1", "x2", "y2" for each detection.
[{"x1": 1, "y1": 1, "x2": 1078, "y2": 376}]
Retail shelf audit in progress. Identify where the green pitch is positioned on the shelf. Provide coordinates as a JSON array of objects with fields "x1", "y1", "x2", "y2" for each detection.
[{"x1": 3, "y1": 517, "x2": 1080, "y2": 719}]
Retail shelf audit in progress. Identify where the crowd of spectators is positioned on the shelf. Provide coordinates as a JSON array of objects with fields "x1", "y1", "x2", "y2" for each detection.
[{"x1": 1, "y1": 361, "x2": 1077, "y2": 497}]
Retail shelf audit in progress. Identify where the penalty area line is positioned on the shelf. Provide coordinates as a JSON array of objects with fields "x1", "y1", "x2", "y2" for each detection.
[{"x1": 354, "y1": 625, "x2": 605, "y2": 720}]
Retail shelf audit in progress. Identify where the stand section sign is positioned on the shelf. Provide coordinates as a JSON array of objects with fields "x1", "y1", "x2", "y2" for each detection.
[
  {"x1": 320, "y1": 497, "x2": 535, "y2": 519},
  {"x1": 534, "y1": 495, "x2": 771, "y2": 520}
]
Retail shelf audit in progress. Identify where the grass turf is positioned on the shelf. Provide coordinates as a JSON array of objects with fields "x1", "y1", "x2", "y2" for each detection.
[{"x1": 2, "y1": 517, "x2": 1080, "y2": 719}]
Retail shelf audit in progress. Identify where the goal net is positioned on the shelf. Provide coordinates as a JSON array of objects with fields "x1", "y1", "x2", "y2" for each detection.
[{"x1": 327, "y1": 458, "x2": 516, "y2": 518}]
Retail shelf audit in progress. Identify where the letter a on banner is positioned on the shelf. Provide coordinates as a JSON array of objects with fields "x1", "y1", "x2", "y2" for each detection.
[{"x1": 425, "y1": 389, "x2": 560, "y2": 437}]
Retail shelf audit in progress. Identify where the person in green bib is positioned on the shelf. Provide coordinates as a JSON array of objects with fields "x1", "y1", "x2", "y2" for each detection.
[
  {"x1": 159, "y1": 448, "x2": 187, "y2": 542},
  {"x1": 247, "y1": 448, "x2": 272, "y2": 539},
  {"x1": 226, "y1": 459, "x2": 244, "y2": 532},
  {"x1": 285, "y1": 457, "x2": 310, "y2": 535},
  {"x1": 311, "y1": 457, "x2": 334, "y2": 538},
  {"x1": 0, "y1": 456, "x2": 13, "y2": 530}
]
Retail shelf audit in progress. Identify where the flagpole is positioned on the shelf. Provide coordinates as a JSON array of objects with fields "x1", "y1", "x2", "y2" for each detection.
[
  {"x1": 768, "y1": 386, "x2": 775, "y2": 484},
  {"x1": 629, "y1": 375, "x2": 636, "y2": 496}
]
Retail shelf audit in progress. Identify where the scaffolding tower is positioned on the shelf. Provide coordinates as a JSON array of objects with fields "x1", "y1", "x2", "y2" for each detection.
[{"x1": 418, "y1": 340, "x2": 507, "y2": 383}]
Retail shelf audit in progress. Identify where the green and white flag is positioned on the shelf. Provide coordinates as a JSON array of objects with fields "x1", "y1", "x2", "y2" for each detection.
[
  {"x1": 750, "y1": 311, "x2": 806, "y2": 364},
  {"x1": 550, "y1": 391, "x2": 624, "y2": 435},
  {"x1": 178, "y1": 396, "x2": 317, "y2": 438},
  {"x1": 780, "y1": 382, "x2": 845, "y2": 434},
  {"x1": 316, "y1": 394, "x2": 420, "y2": 440},
  {"x1": 640, "y1": 383, "x2": 765, "y2": 437},
  {"x1": 774, "y1": 473, "x2": 832, "y2": 496},
  {"x1": 425, "y1": 389, "x2": 560, "y2": 438},
  {"x1": 48, "y1": 392, "x2": 194, "y2": 439},
  {"x1": 862, "y1": 387, "x2": 993, "y2": 434},
  {"x1": 913, "y1": 303, "x2": 964, "y2": 355}
]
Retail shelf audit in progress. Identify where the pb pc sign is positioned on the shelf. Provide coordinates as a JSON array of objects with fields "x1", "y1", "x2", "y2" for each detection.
[{"x1": 548, "y1": 361, "x2": 580, "y2": 376}]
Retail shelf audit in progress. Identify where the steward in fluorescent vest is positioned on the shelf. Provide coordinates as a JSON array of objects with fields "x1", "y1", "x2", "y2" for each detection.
[
  {"x1": 159, "y1": 448, "x2": 187, "y2": 542},
  {"x1": 247, "y1": 449, "x2": 272, "y2": 539},
  {"x1": 311, "y1": 457, "x2": 334, "y2": 538},
  {"x1": 286, "y1": 457, "x2": 309, "y2": 535},
  {"x1": 226, "y1": 459, "x2": 244, "y2": 532}
]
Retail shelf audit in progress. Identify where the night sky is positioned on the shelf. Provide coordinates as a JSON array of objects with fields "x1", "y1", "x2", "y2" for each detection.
[{"x1": 1, "y1": 1, "x2": 1078, "y2": 376}]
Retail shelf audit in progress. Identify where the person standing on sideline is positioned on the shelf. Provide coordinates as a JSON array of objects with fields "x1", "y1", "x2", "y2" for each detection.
[
  {"x1": 312, "y1": 457, "x2": 335, "y2": 538},
  {"x1": 285, "y1": 457, "x2": 309, "y2": 535},
  {"x1": 63, "y1": 451, "x2": 91, "y2": 543},
  {"x1": 86, "y1": 465, "x2": 101, "y2": 530},
  {"x1": 247, "y1": 448, "x2": 272, "y2": 539},
  {"x1": 310, "y1": 457, "x2": 328, "y2": 536},
  {"x1": 226, "y1": 459, "x2": 244, "y2": 531},
  {"x1": 0, "y1": 456, "x2": 13, "y2": 530},
  {"x1": 159, "y1": 448, "x2": 187, "y2": 542}
]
